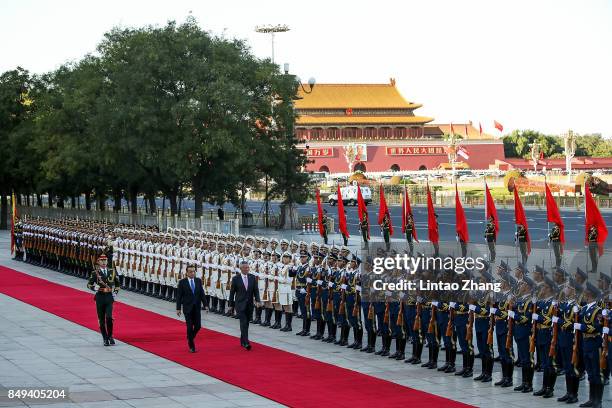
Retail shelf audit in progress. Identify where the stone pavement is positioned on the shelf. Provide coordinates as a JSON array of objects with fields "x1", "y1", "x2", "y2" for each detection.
[{"x1": 0, "y1": 232, "x2": 609, "y2": 408}]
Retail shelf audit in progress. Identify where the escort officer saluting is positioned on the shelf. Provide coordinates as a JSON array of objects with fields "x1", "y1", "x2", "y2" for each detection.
[
  {"x1": 359, "y1": 213, "x2": 369, "y2": 248},
  {"x1": 87, "y1": 254, "x2": 120, "y2": 346},
  {"x1": 549, "y1": 223, "x2": 562, "y2": 269},
  {"x1": 485, "y1": 215, "x2": 496, "y2": 262}
]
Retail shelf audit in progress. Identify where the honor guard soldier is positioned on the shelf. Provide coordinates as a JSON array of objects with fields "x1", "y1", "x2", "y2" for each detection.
[
  {"x1": 359, "y1": 212, "x2": 369, "y2": 248},
  {"x1": 322, "y1": 253, "x2": 337, "y2": 343},
  {"x1": 405, "y1": 213, "x2": 415, "y2": 257},
  {"x1": 556, "y1": 277, "x2": 583, "y2": 403},
  {"x1": 346, "y1": 255, "x2": 363, "y2": 350},
  {"x1": 511, "y1": 276, "x2": 536, "y2": 393},
  {"x1": 549, "y1": 222, "x2": 563, "y2": 269},
  {"x1": 333, "y1": 255, "x2": 350, "y2": 346},
  {"x1": 484, "y1": 215, "x2": 497, "y2": 262},
  {"x1": 587, "y1": 225, "x2": 599, "y2": 274},
  {"x1": 517, "y1": 224, "x2": 529, "y2": 266},
  {"x1": 13, "y1": 216, "x2": 24, "y2": 261},
  {"x1": 309, "y1": 252, "x2": 326, "y2": 340},
  {"x1": 531, "y1": 276, "x2": 558, "y2": 398},
  {"x1": 420, "y1": 268, "x2": 440, "y2": 369},
  {"x1": 381, "y1": 213, "x2": 391, "y2": 251},
  {"x1": 293, "y1": 250, "x2": 312, "y2": 336},
  {"x1": 471, "y1": 270, "x2": 494, "y2": 382},
  {"x1": 87, "y1": 254, "x2": 120, "y2": 346},
  {"x1": 492, "y1": 269, "x2": 515, "y2": 387},
  {"x1": 321, "y1": 210, "x2": 329, "y2": 245}
]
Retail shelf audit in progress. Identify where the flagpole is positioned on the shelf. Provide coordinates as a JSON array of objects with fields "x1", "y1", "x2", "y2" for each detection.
[
  {"x1": 545, "y1": 177, "x2": 552, "y2": 269},
  {"x1": 584, "y1": 180, "x2": 589, "y2": 274}
]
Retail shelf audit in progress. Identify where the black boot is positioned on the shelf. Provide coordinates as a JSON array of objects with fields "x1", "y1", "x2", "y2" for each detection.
[
  {"x1": 444, "y1": 348, "x2": 456, "y2": 373},
  {"x1": 271, "y1": 310, "x2": 282, "y2": 329},
  {"x1": 395, "y1": 337, "x2": 406, "y2": 360},
  {"x1": 262, "y1": 309, "x2": 272, "y2": 326},
  {"x1": 366, "y1": 330, "x2": 376, "y2": 353},
  {"x1": 522, "y1": 366, "x2": 534, "y2": 393},
  {"x1": 311, "y1": 320, "x2": 323, "y2": 339},
  {"x1": 352, "y1": 328, "x2": 362, "y2": 349},
  {"x1": 422, "y1": 344, "x2": 433, "y2": 367},
  {"x1": 462, "y1": 353, "x2": 474, "y2": 377},
  {"x1": 502, "y1": 361, "x2": 514, "y2": 387},
  {"x1": 438, "y1": 348, "x2": 450, "y2": 371},
  {"x1": 296, "y1": 316, "x2": 306, "y2": 336},
  {"x1": 253, "y1": 307, "x2": 262, "y2": 325},
  {"x1": 474, "y1": 355, "x2": 487, "y2": 381},
  {"x1": 389, "y1": 337, "x2": 400, "y2": 359},
  {"x1": 429, "y1": 344, "x2": 439, "y2": 369},
  {"x1": 543, "y1": 368, "x2": 556, "y2": 398},
  {"x1": 455, "y1": 352, "x2": 467, "y2": 376},
  {"x1": 281, "y1": 313, "x2": 293, "y2": 332},
  {"x1": 380, "y1": 335, "x2": 390, "y2": 357},
  {"x1": 579, "y1": 381, "x2": 594, "y2": 407},
  {"x1": 481, "y1": 356, "x2": 493, "y2": 382},
  {"x1": 411, "y1": 341, "x2": 423, "y2": 364},
  {"x1": 301, "y1": 319, "x2": 311, "y2": 336},
  {"x1": 339, "y1": 325, "x2": 349, "y2": 346},
  {"x1": 591, "y1": 383, "x2": 603, "y2": 408},
  {"x1": 534, "y1": 368, "x2": 548, "y2": 396},
  {"x1": 495, "y1": 362, "x2": 507, "y2": 386},
  {"x1": 567, "y1": 375, "x2": 579, "y2": 404},
  {"x1": 515, "y1": 366, "x2": 527, "y2": 392}
]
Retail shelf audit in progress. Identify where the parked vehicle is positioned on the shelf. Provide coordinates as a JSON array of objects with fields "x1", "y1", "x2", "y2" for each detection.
[{"x1": 328, "y1": 184, "x2": 372, "y2": 206}]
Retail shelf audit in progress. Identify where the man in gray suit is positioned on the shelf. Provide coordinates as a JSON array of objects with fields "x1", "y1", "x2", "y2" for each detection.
[{"x1": 229, "y1": 260, "x2": 261, "y2": 350}]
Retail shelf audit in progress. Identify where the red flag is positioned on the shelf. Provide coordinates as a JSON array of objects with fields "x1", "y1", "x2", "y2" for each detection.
[
  {"x1": 494, "y1": 120, "x2": 504, "y2": 132},
  {"x1": 485, "y1": 183, "x2": 499, "y2": 237},
  {"x1": 455, "y1": 186, "x2": 469, "y2": 243},
  {"x1": 479, "y1": 122, "x2": 483, "y2": 136},
  {"x1": 378, "y1": 185, "x2": 393, "y2": 236},
  {"x1": 427, "y1": 184, "x2": 439, "y2": 244},
  {"x1": 545, "y1": 182, "x2": 565, "y2": 251},
  {"x1": 513, "y1": 186, "x2": 531, "y2": 254},
  {"x1": 316, "y1": 189, "x2": 325, "y2": 238},
  {"x1": 585, "y1": 183, "x2": 608, "y2": 255},
  {"x1": 357, "y1": 185, "x2": 370, "y2": 239},
  {"x1": 401, "y1": 185, "x2": 418, "y2": 241},
  {"x1": 337, "y1": 185, "x2": 349, "y2": 238},
  {"x1": 10, "y1": 192, "x2": 17, "y2": 255}
]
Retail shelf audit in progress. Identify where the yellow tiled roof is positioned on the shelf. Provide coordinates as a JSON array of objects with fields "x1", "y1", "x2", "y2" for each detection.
[
  {"x1": 296, "y1": 115, "x2": 434, "y2": 125},
  {"x1": 431, "y1": 123, "x2": 495, "y2": 140},
  {"x1": 295, "y1": 83, "x2": 422, "y2": 109}
]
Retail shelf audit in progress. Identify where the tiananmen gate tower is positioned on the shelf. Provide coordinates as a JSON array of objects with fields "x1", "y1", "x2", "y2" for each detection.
[{"x1": 295, "y1": 79, "x2": 505, "y2": 173}]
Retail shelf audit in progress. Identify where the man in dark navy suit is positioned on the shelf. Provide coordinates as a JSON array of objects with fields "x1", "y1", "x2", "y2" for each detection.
[
  {"x1": 176, "y1": 264, "x2": 205, "y2": 352},
  {"x1": 230, "y1": 260, "x2": 261, "y2": 350}
]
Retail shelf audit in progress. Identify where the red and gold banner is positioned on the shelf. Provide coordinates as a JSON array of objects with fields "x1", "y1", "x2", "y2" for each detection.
[
  {"x1": 386, "y1": 146, "x2": 446, "y2": 156},
  {"x1": 305, "y1": 147, "x2": 334, "y2": 157}
]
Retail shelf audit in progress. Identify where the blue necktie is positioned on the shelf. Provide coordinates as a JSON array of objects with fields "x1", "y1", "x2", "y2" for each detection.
[{"x1": 190, "y1": 279, "x2": 195, "y2": 293}]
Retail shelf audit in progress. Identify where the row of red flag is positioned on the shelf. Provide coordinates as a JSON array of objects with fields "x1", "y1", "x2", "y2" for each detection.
[{"x1": 315, "y1": 183, "x2": 608, "y2": 253}]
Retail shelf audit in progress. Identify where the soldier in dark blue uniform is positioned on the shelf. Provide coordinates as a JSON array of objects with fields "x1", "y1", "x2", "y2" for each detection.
[
  {"x1": 420, "y1": 268, "x2": 439, "y2": 369},
  {"x1": 310, "y1": 252, "x2": 326, "y2": 340},
  {"x1": 512, "y1": 276, "x2": 536, "y2": 393},
  {"x1": 322, "y1": 254, "x2": 337, "y2": 343},
  {"x1": 333, "y1": 256, "x2": 350, "y2": 346},
  {"x1": 402, "y1": 279, "x2": 418, "y2": 363},
  {"x1": 345, "y1": 255, "x2": 362, "y2": 350},
  {"x1": 531, "y1": 276, "x2": 558, "y2": 398},
  {"x1": 556, "y1": 277, "x2": 583, "y2": 403},
  {"x1": 472, "y1": 271, "x2": 494, "y2": 382},
  {"x1": 360, "y1": 256, "x2": 377, "y2": 353},
  {"x1": 436, "y1": 269, "x2": 458, "y2": 373},
  {"x1": 575, "y1": 282, "x2": 605, "y2": 408},
  {"x1": 293, "y1": 250, "x2": 311, "y2": 337},
  {"x1": 388, "y1": 267, "x2": 405, "y2": 360},
  {"x1": 492, "y1": 267, "x2": 515, "y2": 387},
  {"x1": 452, "y1": 287, "x2": 474, "y2": 377}
]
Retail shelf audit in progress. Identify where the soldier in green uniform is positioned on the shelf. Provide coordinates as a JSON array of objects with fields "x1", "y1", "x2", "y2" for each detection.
[
  {"x1": 405, "y1": 213, "x2": 415, "y2": 257},
  {"x1": 587, "y1": 225, "x2": 599, "y2": 274},
  {"x1": 87, "y1": 254, "x2": 121, "y2": 346},
  {"x1": 359, "y1": 212, "x2": 369, "y2": 248},
  {"x1": 381, "y1": 213, "x2": 391, "y2": 251},
  {"x1": 549, "y1": 223, "x2": 562, "y2": 269},
  {"x1": 321, "y1": 210, "x2": 329, "y2": 245},
  {"x1": 485, "y1": 215, "x2": 496, "y2": 262},
  {"x1": 516, "y1": 224, "x2": 529, "y2": 266}
]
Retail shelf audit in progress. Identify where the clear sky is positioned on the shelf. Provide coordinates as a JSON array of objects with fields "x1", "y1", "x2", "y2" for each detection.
[{"x1": 2, "y1": 0, "x2": 611, "y2": 137}]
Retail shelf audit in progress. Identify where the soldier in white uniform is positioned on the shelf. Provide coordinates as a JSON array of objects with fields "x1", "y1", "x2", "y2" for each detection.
[{"x1": 278, "y1": 252, "x2": 295, "y2": 332}]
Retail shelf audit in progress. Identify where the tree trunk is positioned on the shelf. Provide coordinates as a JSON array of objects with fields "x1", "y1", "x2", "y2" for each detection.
[
  {"x1": 168, "y1": 192, "x2": 178, "y2": 216},
  {"x1": 147, "y1": 195, "x2": 157, "y2": 215},
  {"x1": 0, "y1": 194, "x2": 7, "y2": 230},
  {"x1": 112, "y1": 187, "x2": 122, "y2": 213},
  {"x1": 240, "y1": 182, "x2": 246, "y2": 212},
  {"x1": 36, "y1": 194, "x2": 42, "y2": 207},
  {"x1": 194, "y1": 187, "x2": 203, "y2": 218},
  {"x1": 129, "y1": 185, "x2": 138, "y2": 215},
  {"x1": 97, "y1": 192, "x2": 106, "y2": 212},
  {"x1": 57, "y1": 196, "x2": 64, "y2": 208},
  {"x1": 70, "y1": 196, "x2": 76, "y2": 208},
  {"x1": 178, "y1": 194, "x2": 183, "y2": 217},
  {"x1": 48, "y1": 191, "x2": 54, "y2": 208},
  {"x1": 16, "y1": 194, "x2": 22, "y2": 205},
  {"x1": 84, "y1": 192, "x2": 91, "y2": 211},
  {"x1": 26, "y1": 194, "x2": 30, "y2": 207},
  {"x1": 278, "y1": 203, "x2": 299, "y2": 230}
]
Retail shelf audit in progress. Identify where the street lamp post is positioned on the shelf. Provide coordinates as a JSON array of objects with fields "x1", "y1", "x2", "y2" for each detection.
[
  {"x1": 446, "y1": 133, "x2": 458, "y2": 183},
  {"x1": 563, "y1": 129, "x2": 577, "y2": 183},
  {"x1": 530, "y1": 141, "x2": 541, "y2": 173},
  {"x1": 255, "y1": 24, "x2": 290, "y2": 64}
]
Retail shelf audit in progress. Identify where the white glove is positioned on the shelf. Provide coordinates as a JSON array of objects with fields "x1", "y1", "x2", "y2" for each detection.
[
  {"x1": 603, "y1": 309, "x2": 608, "y2": 317},
  {"x1": 384, "y1": 291, "x2": 392, "y2": 297},
  {"x1": 356, "y1": 285, "x2": 362, "y2": 292},
  {"x1": 573, "y1": 323, "x2": 582, "y2": 331},
  {"x1": 532, "y1": 313, "x2": 539, "y2": 321},
  {"x1": 329, "y1": 282, "x2": 334, "y2": 288},
  {"x1": 449, "y1": 302, "x2": 457, "y2": 309},
  {"x1": 552, "y1": 301, "x2": 558, "y2": 306},
  {"x1": 399, "y1": 292, "x2": 405, "y2": 299},
  {"x1": 490, "y1": 307, "x2": 497, "y2": 315},
  {"x1": 300, "y1": 288, "x2": 306, "y2": 294},
  {"x1": 341, "y1": 284, "x2": 347, "y2": 290},
  {"x1": 317, "y1": 280, "x2": 323, "y2": 286},
  {"x1": 573, "y1": 305, "x2": 579, "y2": 313},
  {"x1": 432, "y1": 301, "x2": 439, "y2": 307},
  {"x1": 603, "y1": 327, "x2": 610, "y2": 335},
  {"x1": 508, "y1": 311, "x2": 516, "y2": 319},
  {"x1": 306, "y1": 278, "x2": 313, "y2": 284},
  {"x1": 469, "y1": 304, "x2": 476, "y2": 311},
  {"x1": 552, "y1": 316, "x2": 559, "y2": 323}
]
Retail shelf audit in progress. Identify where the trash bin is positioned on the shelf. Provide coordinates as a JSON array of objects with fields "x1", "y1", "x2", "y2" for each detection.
[{"x1": 242, "y1": 211, "x2": 254, "y2": 228}]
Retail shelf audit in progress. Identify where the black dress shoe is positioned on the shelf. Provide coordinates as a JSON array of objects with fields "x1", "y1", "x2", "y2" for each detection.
[
  {"x1": 104, "y1": 339, "x2": 110, "y2": 346},
  {"x1": 108, "y1": 337, "x2": 115, "y2": 345},
  {"x1": 189, "y1": 347, "x2": 196, "y2": 353}
]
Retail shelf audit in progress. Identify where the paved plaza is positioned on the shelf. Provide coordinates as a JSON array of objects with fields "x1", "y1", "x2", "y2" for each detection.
[{"x1": 0, "y1": 232, "x2": 610, "y2": 408}]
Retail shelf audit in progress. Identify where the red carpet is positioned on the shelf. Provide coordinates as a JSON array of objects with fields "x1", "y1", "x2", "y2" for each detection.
[{"x1": 0, "y1": 266, "x2": 473, "y2": 408}]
